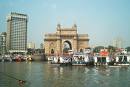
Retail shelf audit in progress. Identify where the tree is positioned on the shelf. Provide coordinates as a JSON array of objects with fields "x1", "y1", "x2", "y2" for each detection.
[
  {"x1": 125, "y1": 46, "x2": 130, "y2": 52},
  {"x1": 93, "y1": 46, "x2": 104, "y2": 53},
  {"x1": 107, "y1": 45, "x2": 116, "y2": 53},
  {"x1": 27, "y1": 48, "x2": 35, "y2": 55}
]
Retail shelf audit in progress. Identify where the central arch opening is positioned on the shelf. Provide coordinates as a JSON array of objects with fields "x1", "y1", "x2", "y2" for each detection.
[{"x1": 63, "y1": 40, "x2": 72, "y2": 53}]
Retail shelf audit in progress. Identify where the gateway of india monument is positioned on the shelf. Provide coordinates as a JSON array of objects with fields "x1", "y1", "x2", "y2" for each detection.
[{"x1": 44, "y1": 24, "x2": 89, "y2": 56}]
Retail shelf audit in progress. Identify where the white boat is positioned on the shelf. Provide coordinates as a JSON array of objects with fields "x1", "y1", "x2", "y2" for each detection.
[
  {"x1": 51, "y1": 56, "x2": 72, "y2": 66},
  {"x1": 0, "y1": 57, "x2": 4, "y2": 62},
  {"x1": 94, "y1": 56, "x2": 110, "y2": 65},
  {"x1": 94, "y1": 49, "x2": 110, "y2": 66},
  {"x1": 51, "y1": 56, "x2": 61, "y2": 65},
  {"x1": 114, "y1": 55, "x2": 130, "y2": 66},
  {"x1": 2, "y1": 55, "x2": 12, "y2": 62},
  {"x1": 72, "y1": 52, "x2": 89, "y2": 66},
  {"x1": 48, "y1": 56, "x2": 54, "y2": 61}
]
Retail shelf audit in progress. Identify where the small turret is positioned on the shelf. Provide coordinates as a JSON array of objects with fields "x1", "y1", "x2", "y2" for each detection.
[
  {"x1": 73, "y1": 24, "x2": 77, "y2": 29},
  {"x1": 57, "y1": 23, "x2": 61, "y2": 30}
]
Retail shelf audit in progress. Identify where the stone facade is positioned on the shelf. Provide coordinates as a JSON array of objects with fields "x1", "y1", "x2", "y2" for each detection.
[{"x1": 44, "y1": 24, "x2": 89, "y2": 55}]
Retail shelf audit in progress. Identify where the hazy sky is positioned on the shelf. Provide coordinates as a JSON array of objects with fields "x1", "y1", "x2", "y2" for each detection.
[{"x1": 0, "y1": 0, "x2": 130, "y2": 48}]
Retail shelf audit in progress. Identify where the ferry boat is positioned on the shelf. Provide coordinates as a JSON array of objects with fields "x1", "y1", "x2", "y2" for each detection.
[
  {"x1": 94, "y1": 56, "x2": 110, "y2": 65},
  {"x1": 109, "y1": 48, "x2": 130, "y2": 66},
  {"x1": 51, "y1": 56, "x2": 72, "y2": 66},
  {"x1": 48, "y1": 56, "x2": 54, "y2": 61},
  {"x1": 1, "y1": 55, "x2": 12, "y2": 62},
  {"x1": 114, "y1": 55, "x2": 130, "y2": 66},
  {"x1": 94, "y1": 49, "x2": 110, "y2": 65},
  {"x1": 72, "y1": 52, "x2": 90, "y2": 66},
  {"x1": 0, "y1": 56, "x2": 5, "y2": 62}
]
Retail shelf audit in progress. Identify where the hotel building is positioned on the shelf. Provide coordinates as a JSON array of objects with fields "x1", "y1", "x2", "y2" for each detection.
[{"x1": 6, "y1": 12, "x2": 28, "y2": 54}]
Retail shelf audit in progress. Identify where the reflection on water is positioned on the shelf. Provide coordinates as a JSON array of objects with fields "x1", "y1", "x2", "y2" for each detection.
[{"x1": 0, "y1": 62, "x2": 130, "y2": 87}]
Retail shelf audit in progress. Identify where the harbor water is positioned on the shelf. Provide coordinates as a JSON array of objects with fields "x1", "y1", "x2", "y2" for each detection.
[{"x1": 0, "y1": 62, "x2": 130, "y2": 87}]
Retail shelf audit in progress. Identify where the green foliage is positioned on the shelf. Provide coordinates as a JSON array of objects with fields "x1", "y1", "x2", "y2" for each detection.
[
  {"x1": 125, "y1": 46, "x2": 130, "y2": 52},
  {"x1": 107, "y1": 45, "x2": 116, "y2": 53},
  {"x1": 93, "y1": 46, "x2": 104, "y2": 53}
]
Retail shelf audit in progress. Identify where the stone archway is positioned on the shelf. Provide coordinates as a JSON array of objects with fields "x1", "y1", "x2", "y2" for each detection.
[
  {"x1": 79, "y1": 48, "x2": 83, "y2": 52},
  {"x1": 51, "y1": 49, "x2": 54, "y2": 54},
  {"x1": 63, "y1": 40, "x2": 72, "y2": 53},
  {"x1": 44, "y1": 24, "x2": 89, "y2": 55},
  {"x1": 49, "y1": 42, "x2": 55, "y2": 55}
]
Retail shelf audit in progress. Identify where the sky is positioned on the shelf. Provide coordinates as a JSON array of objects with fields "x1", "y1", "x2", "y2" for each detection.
[{"x1": 0, "y1": 0, "x2": 130, "y2": 48}]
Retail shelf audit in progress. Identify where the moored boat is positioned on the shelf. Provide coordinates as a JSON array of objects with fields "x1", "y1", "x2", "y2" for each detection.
[
  {"x1": 48, "y1": 56, "x2": 54, "y2": 61},
  {"x1": 51, "y1": 56, "x2": 72, "y2": 66},
  {"x1": 1, "y1": 55, "x2": 12, "y2": 62},
  {"x1": 26, "y1": 55, "x2": 33, "y2": 61},
  {"x1": 94, "y1": 49, "x2": 110, "y2": 66},
  {"x1": 113, "y1": 54, "x2": 130, "y2": 66},
  {"x1": 13, "y1": 55, "x2": 26, "y2": 62},
  {"x1": 94, "y1": 56, "x2": 110, "y2": 66},
  {"x1": 72, "y1": 52, "x2": 89, "y2": 66}
]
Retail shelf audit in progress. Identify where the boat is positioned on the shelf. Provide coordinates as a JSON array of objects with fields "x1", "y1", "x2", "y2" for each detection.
[
  {"x1": 51, "y1": 56, "x2": 59, "y2": 63},
  {"x1": 0, "y1": 56, "x2": 4, "y2": 62},
  {"x1": 59, "y1": 56, "x2": 72, "y2": 66},
  {"x1": 26, "y1": 55, "x2": 33, "y2": 61},
  {"x1": 48, "y1": 56, "x2": 54, "y2": 61},
  {"x1": 113, "y1": 55, "x2": 130, "y2": 66},
  {"x1": 13, "y1": 55, "x2": 27, "y2": 62},
  {"x1": 94, "y1": 56, "x2": 110, "y2": 66},
  {"x1": 94, "y1": 48, "x2": 111, "y2": 66},
  {"x1": 2, "y1": 55, "x2": 12, "y2": 62},
  {"x1": 51, "y1": 56, "x2": 72, "y2": 66},
  {"x1": 13, "y1": 55, "x2": 22, "y2": 62},
  {"x1": 72, "y1": 52, "x2": 89, "y2": 66}
]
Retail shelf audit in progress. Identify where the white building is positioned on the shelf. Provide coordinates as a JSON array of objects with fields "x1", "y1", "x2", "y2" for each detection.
[
  {"x1": 27, "y1": 42, "x2": 35, "y2": 49},
  {"x1": 112, "y1": 38, "x2": 122, "y2": 48}
]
